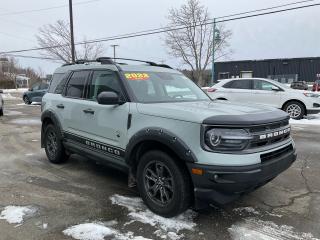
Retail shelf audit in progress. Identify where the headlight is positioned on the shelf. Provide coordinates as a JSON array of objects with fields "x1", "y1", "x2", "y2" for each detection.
[
  {"x1": 204, "y1": 128, "x2": 252, "y2": 152},
  {"x1": 303, "y1": 92, "x2": 319, "y2": 98}
]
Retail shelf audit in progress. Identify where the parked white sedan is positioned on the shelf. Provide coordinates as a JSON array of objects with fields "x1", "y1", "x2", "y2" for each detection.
[{"x1": 206, "y1": 78, "x2": 320, "y2": 120}]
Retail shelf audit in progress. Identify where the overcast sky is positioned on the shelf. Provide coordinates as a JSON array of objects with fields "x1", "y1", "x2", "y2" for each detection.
[{"x1": 0, "y1": 0, "x2": 319, "y2": 75}]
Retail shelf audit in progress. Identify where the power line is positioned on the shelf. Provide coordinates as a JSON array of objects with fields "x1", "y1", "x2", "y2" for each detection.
[
  {"x1": 4, "y1": 54, "x2": 61, "y2": 61},
  {"x1": 1, "y1": 2, "x2": 319, "y2": 55},
  {"x1": 0, "y1": 0, "x2": 103, "y2": 17}
]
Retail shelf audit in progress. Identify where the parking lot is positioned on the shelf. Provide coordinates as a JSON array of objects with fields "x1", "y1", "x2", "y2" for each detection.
[{"x1": 1, "y1": 95, "x2": 320, "y2": 240}]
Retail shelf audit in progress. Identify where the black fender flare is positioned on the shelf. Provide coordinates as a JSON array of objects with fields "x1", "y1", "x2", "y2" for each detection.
[
  {"x1": 125, "y1": 127, "x2": 198, "y2": 166},
  {"x1": 41, "y1": 110, "x2": 63, "y2": 147}
]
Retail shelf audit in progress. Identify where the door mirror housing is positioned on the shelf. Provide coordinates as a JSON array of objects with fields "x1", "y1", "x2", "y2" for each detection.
[
  {"x1": 272, "y1": 86, "x2": 281, "y2": 91},
  {"x1": 29, "y1": 88, "x2": 33, "y2": 91},
  {"x1": 97, "y1": 91, "x2": 124, "y2": 105}
]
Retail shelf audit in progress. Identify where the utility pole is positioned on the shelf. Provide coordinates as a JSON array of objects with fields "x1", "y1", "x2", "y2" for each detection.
[
  {"x1": 110, "y1": 44, "x2": 119, "y2": 62},
  {"x1": 69, "y1": 0, "x2": 76, "y2": 63},
  {"x1": 211, "y1": 18, "x2": 216, "y2": 86}
]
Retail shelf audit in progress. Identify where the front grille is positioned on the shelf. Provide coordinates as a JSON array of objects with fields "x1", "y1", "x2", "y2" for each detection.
[
  {"x1": 247, "y1": 119, "x2": 290, "y2": 149},
  {"x1": 260, "y1": 144, "x2": 293, "y2": 163}
]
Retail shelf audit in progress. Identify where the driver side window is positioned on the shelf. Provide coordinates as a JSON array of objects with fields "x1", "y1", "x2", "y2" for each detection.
[
  {"x1": 88, "y1": 70, "x2": 122, "y2": 101},
  {"x1": 253, "y1": 80, "x2": 276, "y2": 91}
]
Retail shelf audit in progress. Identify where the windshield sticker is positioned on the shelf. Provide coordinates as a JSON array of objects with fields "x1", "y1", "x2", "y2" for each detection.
[{"x1": 125, "y1": 73, "x2": 150, "y2": 80}]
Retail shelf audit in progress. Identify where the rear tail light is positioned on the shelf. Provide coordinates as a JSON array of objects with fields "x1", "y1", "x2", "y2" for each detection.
[{"x1": 207, "y1": 88, "x2": 217, "y2": 93}]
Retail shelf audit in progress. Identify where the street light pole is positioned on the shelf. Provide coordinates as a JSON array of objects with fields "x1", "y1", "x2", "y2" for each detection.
[
  {"x1": 69, "y1": 0, "x2": 76, "y2": 63},
  {"x1": 110, "y1": 44, "x2": 119, "y2": 62},
  {"x1": 211, "y1": 18, "x2": 216, "y2": 86}
]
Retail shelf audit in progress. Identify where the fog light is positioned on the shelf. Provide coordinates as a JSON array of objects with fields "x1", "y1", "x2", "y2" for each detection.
[{"x1": 192, "y1": 168, "x2": 203, "y2": 175}]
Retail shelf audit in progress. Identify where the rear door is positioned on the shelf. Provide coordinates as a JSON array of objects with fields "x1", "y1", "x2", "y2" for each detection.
[
  {"x1": 222, "y1": 79, "x2": 253, "y2": 102},
  {"x1": 252, "y1": 80, "x2": 282, "y2": 108},
  {"x1": 60, "y1": 70, "x2": 91, "y2": 135}
]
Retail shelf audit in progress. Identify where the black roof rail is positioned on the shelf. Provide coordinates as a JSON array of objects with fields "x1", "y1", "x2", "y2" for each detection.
[{"x1": 61, "y1": 57, "x2": 173, "y2": 69}]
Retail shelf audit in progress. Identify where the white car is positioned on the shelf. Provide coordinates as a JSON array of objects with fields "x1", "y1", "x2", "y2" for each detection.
[{"x1": 206, "y1": 78, "x2": 320, "y2": 120}]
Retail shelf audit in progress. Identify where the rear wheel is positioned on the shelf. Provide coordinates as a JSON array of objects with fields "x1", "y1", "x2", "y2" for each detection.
[
  {"x1": 23, "y1": 95, "x2": 31, "y2": 105},
  {"x1": 284, "y1": 101, "x2": 305, "y2": 120},
  {"x1": 137, "y1": 150, "x2": 191, "y2": 217},
  {"x1": 44, "y1": 124, "x2": 69, "y2": 164},
  {"x1": 0, "y1": 108, "x2": 3, "y2": 116}
]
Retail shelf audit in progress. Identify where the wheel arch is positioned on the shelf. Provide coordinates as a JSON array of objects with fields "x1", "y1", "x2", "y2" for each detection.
[
  {"x1": 125, "y1": 128, "x2": 197, "y2": 174},
  {"x1": 41, "y1": 110, "x2": 63, "y2": 148}
]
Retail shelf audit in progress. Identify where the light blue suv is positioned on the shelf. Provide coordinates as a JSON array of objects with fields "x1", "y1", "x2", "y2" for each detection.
[{"x1": 41, "y1": 58, "x2": 297, "y2": 217}]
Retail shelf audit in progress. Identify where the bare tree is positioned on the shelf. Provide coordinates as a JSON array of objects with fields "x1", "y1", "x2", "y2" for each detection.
[
  {"x1": 165, "y1": 0, "x2": 232, "y2": 86},
  {"x1": 36, "y1": 20, "x2": 104, "y2": 63}
]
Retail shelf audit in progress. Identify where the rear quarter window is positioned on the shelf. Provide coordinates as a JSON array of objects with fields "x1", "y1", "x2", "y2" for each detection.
[{"x1": 48, "y1": 73, "x2": 66, "y2": 94}]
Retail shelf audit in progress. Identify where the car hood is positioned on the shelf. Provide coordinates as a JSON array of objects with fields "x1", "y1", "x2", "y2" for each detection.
[{"x1": 136, "y1": 100, "x2": 288, "y2": 124}]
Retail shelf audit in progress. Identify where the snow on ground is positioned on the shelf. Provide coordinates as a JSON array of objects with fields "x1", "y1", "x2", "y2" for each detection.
[
  {"x1": 233, "y1": 207, "x2": 260, "y2": 215},
  {"x1": 290, "y1": 114, "x2": 320, "y2": 125},
  {"x1": 1, "y1": 93, "x2": 18, "y2": 100},
  {"x1": 0, "y1": 206, "x2": 37, "y2": 224},
  {"x1": 228, "y1": 218, "x2": 319, "y2": 240},
  {"x1": 9, "y1": 118, "x2": 41, "y2": 126},
  {"x1": 110, "y1": 194, "x2": 197, "y2": 240},
  {"x1": 3, "y1": 88, "x2": 28, "y2": 93},
  {"x1": 63, "y1": 221, "x2": 152, "y2": 240}
]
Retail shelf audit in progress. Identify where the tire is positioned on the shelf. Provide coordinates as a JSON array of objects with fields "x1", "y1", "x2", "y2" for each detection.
[
  {"x1": 137, "y1": 150, "x2": 191, "y2": 217},
  {"x1": 23, "y1": 95, "x2": 31, "y2": 105},
  {"x1": 0, "y1": 108, "x2": 3, "y2": 116},
  {"x1": 284, "y1": 101, "x2": 305, "y2": 120},
  {"x1": 44, "y1": 124, "x2": 69, "y2": 164}
]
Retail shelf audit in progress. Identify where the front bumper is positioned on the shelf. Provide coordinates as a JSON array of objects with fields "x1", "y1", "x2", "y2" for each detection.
[{"x1": 188, "y1": 144, "x2": 297, "y2": 208}]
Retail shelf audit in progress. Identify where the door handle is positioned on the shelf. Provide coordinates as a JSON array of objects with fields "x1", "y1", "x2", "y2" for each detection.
[
  {"x1": 56, "y1": 104, "x2": 64, "y2": 109},
  {"x1": 83, "y1": 109, "x2": 95, "y2": 114}
]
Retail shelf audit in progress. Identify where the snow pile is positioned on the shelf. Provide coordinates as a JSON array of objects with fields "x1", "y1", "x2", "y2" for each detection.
[
  {"x1": 3, "y1": 88, "x2": 28, "y2": 93},
  {"x1": 290, "y1": 114, "x2": 320, "y2": 125},
  {"x1": 1, "y1": 93, "x2": 18, "y2": 100},
  {"x1": 0, "y1": 205, "x2": 37, "y2": 224},
  {"x1": 110, "y1": 194, "x2": 197, "y2": 240},
  {"x1": 228, "y1": 218, "x2": 319, "y2": 240},
  {"x1": 63, "y1": 221, "x2": 152, "y2": 240}
]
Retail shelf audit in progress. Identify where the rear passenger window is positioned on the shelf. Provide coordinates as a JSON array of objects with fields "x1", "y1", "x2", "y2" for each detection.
[
  {"x1": 65, "y1": 71, "x2": 90, "y2": 98},
  {"x1": 87, "y1": 70, "x2": 122, "y2": 100},
  {"x1": 223, "y1": 80, "x2": 252, "y2": 90}
]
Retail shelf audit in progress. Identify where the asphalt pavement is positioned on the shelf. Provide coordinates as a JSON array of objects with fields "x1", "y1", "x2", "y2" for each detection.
[{"x1": 0, "y1": 96, "x2": 319, "y2": 240}]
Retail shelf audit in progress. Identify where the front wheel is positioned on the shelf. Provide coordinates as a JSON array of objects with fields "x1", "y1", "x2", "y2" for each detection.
[
  {"x1": 0, "y1": 108, "x2": 3, "y2": 116},
  {"x1": 284, "y1": 101, "x2": 305, "y2": 120},
  {"x1": 137, "y1": 150, "x2": 191, "y2": 217},
  {"x1": 23, "y1": 96, "x2": 31, "y2": 105},
  {"x1": 44, "y1": 124, "x2": 69, "y2": 164}
]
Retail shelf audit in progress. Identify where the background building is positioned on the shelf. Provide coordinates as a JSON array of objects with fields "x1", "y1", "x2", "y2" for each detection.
[{"x1": 215, "y1": 57, "x2": 320, "y2": 83}]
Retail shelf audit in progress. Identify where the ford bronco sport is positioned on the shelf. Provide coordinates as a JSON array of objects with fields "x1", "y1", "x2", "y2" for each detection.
[{"x1": 41, "y1": 57, "x2": 297, "y2": 217}]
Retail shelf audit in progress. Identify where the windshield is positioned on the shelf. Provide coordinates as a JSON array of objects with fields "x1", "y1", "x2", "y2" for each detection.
[{"x1": 124, "y1": 71, "x2": 209, "y2": 103}]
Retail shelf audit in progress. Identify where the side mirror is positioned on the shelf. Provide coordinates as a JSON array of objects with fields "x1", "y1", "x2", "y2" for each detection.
[
  {"x1": 272, "y1": 86, "x2": 281, "y2": 91},
  {"x1": 0, "y1": 90, "x2": 3, "y2": 94},
  {"x1": 29, "y1": 88, "x2": 33, "y2": 91},
  {"x1": 97, "y1": 91, "x2": 124, "y2": 105}
]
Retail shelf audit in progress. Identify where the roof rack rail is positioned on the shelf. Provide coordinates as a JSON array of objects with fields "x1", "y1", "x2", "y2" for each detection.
[{"x1": 61, "y1": 57, "x2": 173, "y2": 69}]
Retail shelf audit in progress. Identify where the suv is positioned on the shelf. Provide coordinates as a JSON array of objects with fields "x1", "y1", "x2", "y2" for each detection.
[
  {"x1": 207, "y1": 78, "x2": 320, "y2": 120},
  {"x1": 41, "y1": 58, "x2": 297, "y2": 217},
  {"x1": 23, "y1": 82, "x2": 49, "y2": 104}
]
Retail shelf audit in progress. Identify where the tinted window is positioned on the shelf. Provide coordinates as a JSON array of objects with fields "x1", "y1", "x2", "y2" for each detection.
[
  {"x1": 65, "y1": 71, "x2": 89, "y2": 98},
  {"x1": 253, "y1": 80, "x2": 276, "y2": 91},
  {"x1": 39, "y1": 83, "x2": 49, "y2": 90},
  {"x1": 223, "y1": 80, "x2": 252, "y2": 89},
  {"x1": 87, "y1": 70, "x2": 122, "y2": 100},
  {"x1": 32, "y1": 84, "x2": 40, "y2": 91},
  {"x1": 48, "y1": 73, "x2": 65, "y2": 93}
]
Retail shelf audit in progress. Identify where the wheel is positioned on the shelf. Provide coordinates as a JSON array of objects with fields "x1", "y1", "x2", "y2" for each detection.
[
  {"x1": 44, "y1": 124, "x2": 69, "y2": 164},
  {"x1": 137, "y1": 150, "x2": 191, "y2": 217},
  {"x1": 23, "y1": 95, "x2": 31, "y2": 105},
  {"x1": 0, "y1": 108, "x2": 3, "y2": 116},
  {"x1": 284, "y1": 101, "x2": 305, "y2": 120}
]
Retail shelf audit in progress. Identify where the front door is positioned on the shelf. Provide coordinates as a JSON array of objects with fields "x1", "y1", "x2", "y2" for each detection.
[
  {"x1": 252, "y1": 80, "x2": 282, "y2": 108},
  {"x1": 79, "y1": 69, "x2": 129, "y2": 152}
]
